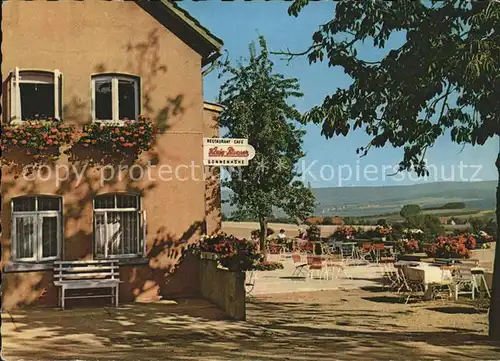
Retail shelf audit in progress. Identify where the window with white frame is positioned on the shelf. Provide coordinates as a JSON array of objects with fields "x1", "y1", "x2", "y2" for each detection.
[
  {"x1": 94, "y1": 194, "x2": 145, "y2": 258},
  {"x1": 11, "y1": 196, "x2": 62, "y2": 262},
  {"x1": 91, "y1": 74, "x2": 140, "y2": 122},
  {"x1": 4, "y1": 68, "x2": 62, "y2": 123}
]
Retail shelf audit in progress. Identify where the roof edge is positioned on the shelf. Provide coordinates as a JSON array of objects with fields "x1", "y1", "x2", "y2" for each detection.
[{"x1": 161, "y1": 0, "x2": 223, "y2": 51}]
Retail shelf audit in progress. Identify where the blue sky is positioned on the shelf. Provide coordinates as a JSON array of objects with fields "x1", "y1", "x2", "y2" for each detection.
[{"x1": 181, "y1": 1, "x2": 498, "y2": 188}]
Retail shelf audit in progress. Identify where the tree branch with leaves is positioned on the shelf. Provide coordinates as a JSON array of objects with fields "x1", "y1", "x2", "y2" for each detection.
[
  {"x1": 217, "y1": 36, "x2": 316, "y2": 253},
  {"x1": 280, "y1": 0, "x2": 499, "y2": 338}
]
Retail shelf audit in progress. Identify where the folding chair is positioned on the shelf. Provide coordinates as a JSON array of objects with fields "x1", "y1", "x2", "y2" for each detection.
[
  {"x1": 327, "y1": 258, "x2": 352, "y2": 279},
  {"x1": 380, "y1": 262, "x2": 400, "y2": 290},
  {"x1": 309, "y1": 257, "x2": 329, "y2": 280},
  {"x1": 291, "y1": 252, "x2": 308, "y2": 277},
  {"x1": 358, "y1": 243, "x2": 374, "y2": 263},
  {"x1": 371, "y1": 243, "x2": 386, "y2": 263},
  {"x1": 340, "y1": 244, "x2": 356, "y2": 265},
  {"x1": 400, "y1": 268, "x2": 425, "y2": 304},
  {"x1": 245, "y1": 271, "x2": 257, "y2": 298}
]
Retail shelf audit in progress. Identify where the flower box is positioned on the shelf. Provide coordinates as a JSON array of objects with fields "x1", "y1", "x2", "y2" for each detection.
[
  {"x1": 71, "y1": 116, "x2": 155, "y2": 163},
  {"x1": 199, "y1": 233, "x2": 263, "y2": 271},
  {"x1": 1, "y1": 121, "x2": 74, "y2": 164}
]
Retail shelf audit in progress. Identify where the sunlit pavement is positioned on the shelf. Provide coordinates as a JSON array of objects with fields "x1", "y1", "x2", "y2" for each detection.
[
  {"x1": 3, "y1": 288, "x2": 499, "y2": 361},
  {"x1": 248, "y1": 256, "x2": 383, "y2": 296}
]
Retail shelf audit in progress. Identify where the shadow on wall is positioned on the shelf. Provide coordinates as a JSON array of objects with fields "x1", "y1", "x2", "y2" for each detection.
[{"x1": 0, "y1": 29, "x2": 219, "y2": 308}]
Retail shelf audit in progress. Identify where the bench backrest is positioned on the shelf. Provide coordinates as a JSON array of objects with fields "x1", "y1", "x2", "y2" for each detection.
[{"x1": 54, "y1": 260, "x2": 120, "y2": 282}]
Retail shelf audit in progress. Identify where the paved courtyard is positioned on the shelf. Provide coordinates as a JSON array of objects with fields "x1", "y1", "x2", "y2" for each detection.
[
  {"x1": 2, "y1": 250, "x2": 497, "y2": 361},
  {"x1": 249, "y1": 256, "x2": 383, "y2": 295},
  {"x1": 2, "y1": 287, "x2": 498, "y2": 361}
]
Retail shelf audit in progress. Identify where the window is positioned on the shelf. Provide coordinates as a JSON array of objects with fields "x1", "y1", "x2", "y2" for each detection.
[
  {"x1": 4, "y1": 68, "x2": 62, "y2": 123},
  {"x1": 93, "y1": 194, "x2": 145, "y2": 258},
  {"x1": 11, "y1": 196, "x2": 62, "y2": 262},
  {"x1": 91, "y1": 74, "x2": 140, "y2": 122}
]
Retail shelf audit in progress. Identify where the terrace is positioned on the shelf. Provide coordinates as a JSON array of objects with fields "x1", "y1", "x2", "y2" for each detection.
[{"x1": 2, "y1": 288, "x2": 499, "y2": 361}]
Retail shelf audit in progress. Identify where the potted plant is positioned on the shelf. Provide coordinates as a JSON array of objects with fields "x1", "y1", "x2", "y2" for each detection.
[{"x1": 199, "y1": 233, "x2": 263, "y2": 271}]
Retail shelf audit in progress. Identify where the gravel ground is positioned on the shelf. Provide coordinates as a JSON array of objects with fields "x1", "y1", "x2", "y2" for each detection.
[{"x1": 2, "y1": 288, "x2": 499, "y2": 361}]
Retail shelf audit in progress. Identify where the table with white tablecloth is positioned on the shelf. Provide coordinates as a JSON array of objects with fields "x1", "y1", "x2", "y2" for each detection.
[
  {"x1": 404, "y1": 264, "x2": 453, "y2": 285},
  {"x1": 396, "y1": 262, "x2": 453, "y2": 300}
]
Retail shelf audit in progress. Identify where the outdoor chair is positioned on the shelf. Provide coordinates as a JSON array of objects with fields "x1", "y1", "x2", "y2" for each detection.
[
  {"x1": 451, "y1": 266, "x2": 477, "y2": 300},
  {"x1": 358, "y1": 243, "x2": 374, "y2": 263},
  {"x1": 340, "y1": 244, "x2": 357, "y2": 265},
  {"x1": 380, "y1": 262, "x2": 400, "y2": 290},
  {"x1": 371, "y1": 243, "x2": 386, "y2": 263},
  {"x1": 395, "y1": 267, "x2": 409, "y2": 294},
  {"x1": 327, "y1": 257, "x2": 352, "y2": 279},
  {"x1": 291, "y1": 252, "x2": 308, "y2": 277},
  {"x1": 245, "y1": 271, "x2": 257, "y2": 298},
  {"x1": 321, "y1": 243, "x2": 332, "y2": 256},
  {"x1": 309, "y1": 257, "x2": 329, "y2": 280},
  {"x1": 400, "y1": 268, "x2": 425, "y2": 304},
  {"x1": 279, "y1": 245, "x2": 288, "y2": 262}
]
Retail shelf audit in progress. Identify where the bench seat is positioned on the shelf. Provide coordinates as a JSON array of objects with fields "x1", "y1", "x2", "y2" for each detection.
[
  {"x1": 54, "y1": 260, "x2": 120, "y2": 310},
  {"x1": 54, "y1": 279, "x2": 121, "y2": 289}
]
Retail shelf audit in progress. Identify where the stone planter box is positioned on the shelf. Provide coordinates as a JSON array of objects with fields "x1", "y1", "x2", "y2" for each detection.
[{"x1": 199, "y1": 256, "x2": 245, "y2": 320}]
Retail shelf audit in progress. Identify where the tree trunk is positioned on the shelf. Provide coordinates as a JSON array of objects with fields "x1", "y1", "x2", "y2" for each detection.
[
  {"x1": 259, "y1": 217, "x2": 267, "y2": 258},
  {"x1": 489, "y1": 144, "x2": 500, "y2": 339}
]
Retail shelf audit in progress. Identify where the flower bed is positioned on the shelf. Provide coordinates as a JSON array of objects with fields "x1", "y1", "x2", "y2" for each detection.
[
  {"x1": 199, "y1": 233, "x2": 263, "y2": 271},
  {"x1": 1, "y1": 121, "x2": 74, "y2": 163},
  {"x1": 425, "y1": 234, "x2": 476, "y2": 259},
  {"x1": 370, "y1": 226, "x2": 392, "y2": 238},
  {"x1": 394, "y1": 239, "x2": 420, "y2": 255},
  {"x1": 74, "y1": 115, "x2": 155, "y2": 161},
  {"x1": 332, "y1": 226, "x2": 355, "y2": 241}
]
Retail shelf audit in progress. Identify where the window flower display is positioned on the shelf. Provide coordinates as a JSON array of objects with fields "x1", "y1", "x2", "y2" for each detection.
[
  {"x1": 73, "y1": 115, "x2": 155, "y2": 162},
  {"x1": 1, "y1": 120, "x2": 74, "y2": 164}
]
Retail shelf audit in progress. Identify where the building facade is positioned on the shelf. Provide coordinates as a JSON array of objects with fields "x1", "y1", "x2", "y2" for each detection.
[{"x1": 1, "y1": 0, "x2": 222, "y2": 309}]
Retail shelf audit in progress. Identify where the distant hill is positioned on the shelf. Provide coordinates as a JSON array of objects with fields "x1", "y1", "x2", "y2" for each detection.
[{"x1": 222, "y1": 181, "x2": 496, "y2": 218}]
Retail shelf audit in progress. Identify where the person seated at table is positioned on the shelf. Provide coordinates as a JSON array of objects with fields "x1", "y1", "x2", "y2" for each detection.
[{"x1": 277, "y1": 229, "x2": 287, "y2": 240}]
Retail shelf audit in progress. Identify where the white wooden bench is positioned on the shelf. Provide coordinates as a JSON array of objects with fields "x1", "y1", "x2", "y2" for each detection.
[{"x1": 54, "y1": 260, "x2": 121, "y2": 310}]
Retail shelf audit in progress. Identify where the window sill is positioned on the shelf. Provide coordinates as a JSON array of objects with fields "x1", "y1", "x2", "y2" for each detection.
[
  {"x1": 92, "y1": 120, "x2": 134, "y2": 126},
  {"x1": 3, "y1": 261, "x2": 56, "y2": 273},
  {"x1": 3, "y1": 258, "x2": 149, "y2": 272}
]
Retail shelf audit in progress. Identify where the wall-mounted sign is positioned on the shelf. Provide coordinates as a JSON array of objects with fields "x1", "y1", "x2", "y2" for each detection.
[{"x1": 203, "y1": 138, "x2": 256, "y2": 166}]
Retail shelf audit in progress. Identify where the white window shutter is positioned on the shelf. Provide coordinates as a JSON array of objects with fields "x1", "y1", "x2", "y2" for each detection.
[
  {"x1": 59, "y1": 73, "x2": 63, "y2": 121},
  {"x1": 8, "y1": 69, "x2": 17, "y2": 122},
  {"x1": 54, "y1": 69, "x2": 60, "y2": 120},
  {"x1": 14, "y1": 67, "x2": 21, "y2": 121},
  {"x1": 112, "y1": 77, "x2": 119, "y2": 121},
  {"x1": 91, "y1": 78, "x2": 96, "y2": 121}
]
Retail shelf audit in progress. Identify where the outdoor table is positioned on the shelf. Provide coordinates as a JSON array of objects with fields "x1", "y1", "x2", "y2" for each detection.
[
  {"x1": 394, "y1": 260, "x2": 421, "y2": 267},
  {"x1": 404, "y1": 264, "x2": 453, "y2": 300},
  {"x1": 371, "y1": 245, "x2": 392, "y2": 263}
]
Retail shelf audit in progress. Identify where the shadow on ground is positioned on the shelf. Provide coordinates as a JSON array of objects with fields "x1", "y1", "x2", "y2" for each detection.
[{"x1": 2, "y1": 289, "x2": 499, "y2": 361}]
